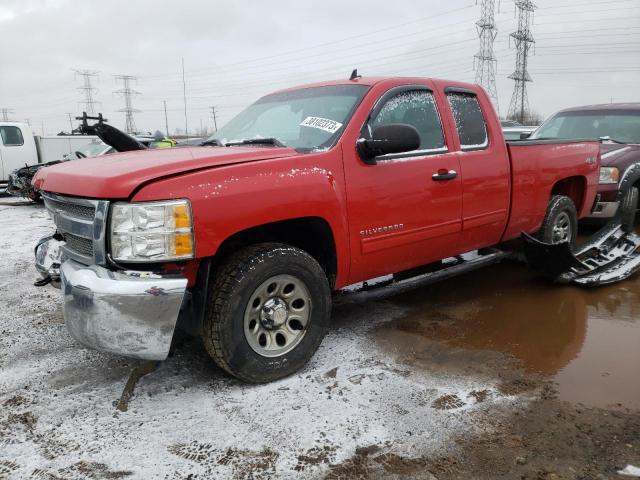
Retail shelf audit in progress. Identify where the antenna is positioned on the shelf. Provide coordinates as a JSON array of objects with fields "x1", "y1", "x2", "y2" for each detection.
[
  {"x1": 114, "y1": 75, "x2": 141, "y2": 134},
  {"x1": 349, "y1": 69, "x2": 361, "y2": 81},
  {"x1": 474, "y1": 0, "x2": 499, "y2": 112},
  {"x1": 507, "y1": 0, "x2": 536, "y2": 124}
]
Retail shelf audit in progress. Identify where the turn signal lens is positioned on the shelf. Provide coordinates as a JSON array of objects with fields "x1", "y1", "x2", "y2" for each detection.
[
  {"x1": 174, "y1": 233, "x2": 194, "y2": 257},
  {"x1": 174, "y1": 204, "x2": 191, "y2": 229}
]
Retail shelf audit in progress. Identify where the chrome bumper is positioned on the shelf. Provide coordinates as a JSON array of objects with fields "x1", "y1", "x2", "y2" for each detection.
[
  {"x1": 61, "y1": 260, "x2": 187, "y2": 361},
  {"x1": 36, "y1": 236, "x2": 187, "y2": 360},
  {"x1": 589, "y1": 200, "x2": 619, "y2": 219}
]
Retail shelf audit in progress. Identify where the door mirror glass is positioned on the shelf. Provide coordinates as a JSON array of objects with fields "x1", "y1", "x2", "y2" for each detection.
[{"x1": 357, "y1": 123, "x2": 421, "y2": 163}]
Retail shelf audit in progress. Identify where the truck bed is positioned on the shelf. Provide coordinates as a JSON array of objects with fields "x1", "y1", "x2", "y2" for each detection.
[{"x1": 502, "y1": 139, "x2": 601, "y2": 242}]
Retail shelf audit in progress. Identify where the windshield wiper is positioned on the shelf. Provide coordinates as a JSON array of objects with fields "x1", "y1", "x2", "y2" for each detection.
[
  {"x1": 225, "y1": 138, "x2": 285, "y2": 147},
  {"x1": 599, "y1": 136, "x2": 627, "y2": 144},
  {"x1": 200, "y1": 139, "x2": 223, "y2": 146}
]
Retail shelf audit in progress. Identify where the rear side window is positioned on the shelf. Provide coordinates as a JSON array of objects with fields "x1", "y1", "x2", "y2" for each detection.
[
  {"x1": 0, "y1": 126, "x2": 24, "y2": 146},
  {"x1": 371, "y1": 90, "x2": 446, "y2": 152},
  {"x1": 446, "y1": 93, "x2": 488, "y2": 150}
]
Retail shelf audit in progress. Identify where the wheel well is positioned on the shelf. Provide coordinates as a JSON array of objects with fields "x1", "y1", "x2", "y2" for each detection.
[
  {"x1": 213, "y1": 217, "x2": 338, "y2": 287},
  {"x1": 551, "y1": 176, "x2": 586, "y2": 212}
]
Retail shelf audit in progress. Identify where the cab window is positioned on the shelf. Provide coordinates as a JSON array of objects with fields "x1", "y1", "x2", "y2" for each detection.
[
  {"x1": 370, "y1": 90, "x2": 446, "y2": 154},
  {"x1": 446, "y1": 93, "x2": 488, "y2": 150},
  {"x1": 0, "y1": 126, "x2": 25, "y2": 146}
]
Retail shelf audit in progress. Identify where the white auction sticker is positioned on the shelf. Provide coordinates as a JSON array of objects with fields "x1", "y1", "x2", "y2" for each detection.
[{"x1": 300, "y1": 116, "x2": 343, "y2": 134}]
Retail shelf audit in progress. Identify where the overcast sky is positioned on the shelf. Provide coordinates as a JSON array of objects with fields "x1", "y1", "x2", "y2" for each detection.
[{"x1": 1, "y1": 0, "x2": 638, "y2": 136}]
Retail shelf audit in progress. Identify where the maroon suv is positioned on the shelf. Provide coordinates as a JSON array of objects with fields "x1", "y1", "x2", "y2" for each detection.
[{"x1": 530, "y1": 103, "x2": 640, "y2": 220}]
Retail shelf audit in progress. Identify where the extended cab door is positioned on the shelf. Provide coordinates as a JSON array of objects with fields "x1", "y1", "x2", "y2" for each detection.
[
  {"x1": 439, "y1": 86, "x2": 511, "y2": 250},
  {"x1": 343, "y1": 84, "x2": 463, "y2": 283}
]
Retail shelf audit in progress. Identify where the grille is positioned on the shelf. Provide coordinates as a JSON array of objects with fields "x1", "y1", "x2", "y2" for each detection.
[
  {"x1": 47, "y1": 199, "x2": 95, "y2": 220},
  {"x1": 42, "y1": 193, "x2": 107, "y2": 265},
  {"x1": 64, "y1": 233, "x2": 94, "y2": 258}
]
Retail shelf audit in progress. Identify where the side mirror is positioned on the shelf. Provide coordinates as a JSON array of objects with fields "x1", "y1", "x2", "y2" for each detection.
[
  {"x1": 357, "y1": 123, "x2": 421, "y2": 164},
  {"x1": 520, "y1": 132, "x2": 532, "y2": 140}
]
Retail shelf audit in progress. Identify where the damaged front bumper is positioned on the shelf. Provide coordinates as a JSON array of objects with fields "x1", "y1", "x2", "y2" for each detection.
[
  {"x1": 524, "y1": 163, "x2": 640, "y2": 287},
  {"x1": 36, "y1": 237, "x2": 187, "y2": 360},
  {"x1": 523, "y1": 225, "x2": 640, "y2": 286}
]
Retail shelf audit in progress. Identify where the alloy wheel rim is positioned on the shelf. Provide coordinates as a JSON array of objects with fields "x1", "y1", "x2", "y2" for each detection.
[
  {"x1": 552, "y1": 212, "x2": 572, "y2": 244},
  {"x1": 243, "y1": 274, "x2": 311, "y2": 357}
]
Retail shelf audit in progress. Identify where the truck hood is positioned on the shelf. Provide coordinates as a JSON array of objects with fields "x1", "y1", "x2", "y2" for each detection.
[
  {"x1": 600, "y1": 143, "x2": 640, "y2": 169},
  {"x1": 32, "y1": 146, "x2": 298, "y2": 199}
]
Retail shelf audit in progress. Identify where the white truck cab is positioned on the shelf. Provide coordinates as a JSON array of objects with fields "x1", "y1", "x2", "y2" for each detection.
[
  {"x1": 0, "y1": 122, "x2": 38, "y2": 191},
  {"x1": 0, "y1": 122, "x2": 98, "y2": 193}
]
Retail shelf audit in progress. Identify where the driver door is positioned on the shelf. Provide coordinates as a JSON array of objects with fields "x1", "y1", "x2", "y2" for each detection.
[{"x1": 342, "y1": 85, "x2": 463, "y2": 283}]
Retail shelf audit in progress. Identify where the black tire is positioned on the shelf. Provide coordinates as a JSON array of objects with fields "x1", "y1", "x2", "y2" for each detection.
[
  {"x1": 620, "y1": 186, "x2": 639, "y2": 234},
  {"x1": 202, "y1": 243, "x2": 331, "y2": 383},
  {"x1": 537, "y1": 195, "x2": 578, "y2": 247}
]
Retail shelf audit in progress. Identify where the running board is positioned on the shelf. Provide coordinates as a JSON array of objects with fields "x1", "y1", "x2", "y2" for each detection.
[
  {"x1": 343, "y1": 249, "x2": 509, "y2": 293},
  {"x1": 522, "y1": 225, "x2": 640, "y2": 287}
]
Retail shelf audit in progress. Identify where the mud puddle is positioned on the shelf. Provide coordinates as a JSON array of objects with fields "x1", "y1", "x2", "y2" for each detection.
[{"x1": 374, "y1": 261, "x2": 640, "y2": 410}]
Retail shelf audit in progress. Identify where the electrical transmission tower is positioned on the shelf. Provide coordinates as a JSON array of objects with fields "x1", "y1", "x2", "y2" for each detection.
[
  {"x1": 114, "y1": 75, "x2": 141, "y2": 134},
  {"x1": 1, "y1": 108, "x2": 14, "y2": 121},
  {"x1": 474, "y1": 0, "x2": 499, "y2": 112},
  {"x1": 507, "y1": 0, "x2": 536, "y2": 124},
  {"x1": 74, "y1": 69, "x2": 100, "y2": 114}
]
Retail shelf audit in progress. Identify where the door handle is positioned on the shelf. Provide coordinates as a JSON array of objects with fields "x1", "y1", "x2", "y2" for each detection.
[{"x1": 432, "y1": 169, "x2": 457, "y2": 181}]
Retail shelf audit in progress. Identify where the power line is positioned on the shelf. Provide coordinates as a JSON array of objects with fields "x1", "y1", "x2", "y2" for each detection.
[
  {"x1": 508, "y1": 0, "x2": 537, "y2": 123},
  {"x1": 474, "y1": 0, "x2": 499, "y2": 112},
  {"x1": 114, "y1": 75, "x2": 141, "y2": 134},
  {"x1": 146, "y1": 5, "x2": 476, "y2": 81},
  {"x1": 73, "y1": 69, "x2": 99, "y2": 114}
]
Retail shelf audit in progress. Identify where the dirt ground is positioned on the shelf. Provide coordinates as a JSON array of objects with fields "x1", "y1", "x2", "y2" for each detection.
[{"x1": 0, "y1": 197, "x2": 638, "y2": 479}]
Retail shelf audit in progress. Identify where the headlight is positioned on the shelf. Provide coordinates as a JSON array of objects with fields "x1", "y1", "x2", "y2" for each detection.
[
  {"x1": 599, "y1": 167, "x2": 619, "y2": 184},
  {"x1": 110, "y1": 200, "x2": 194, "y2": 262}
]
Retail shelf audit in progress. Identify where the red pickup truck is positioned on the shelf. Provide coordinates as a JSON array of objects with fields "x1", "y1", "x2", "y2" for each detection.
[{"x1": 33, "y1": 76, "x2": 600, "y2": 382}]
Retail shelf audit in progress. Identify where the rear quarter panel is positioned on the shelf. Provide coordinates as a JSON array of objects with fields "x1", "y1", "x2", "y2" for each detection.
[{"x1": 502, "y1": 140, "x2": 600, "y2": 241}]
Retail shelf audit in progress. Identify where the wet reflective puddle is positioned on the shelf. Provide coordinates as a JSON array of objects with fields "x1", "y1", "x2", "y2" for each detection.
[{"x1": 375, "y1": 261, "x2": 640, "y2": 410}]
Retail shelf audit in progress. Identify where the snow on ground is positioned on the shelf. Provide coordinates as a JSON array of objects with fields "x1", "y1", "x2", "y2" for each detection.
[{"x1": 0, "y1": 198, "x2": 526, "y2": 479}]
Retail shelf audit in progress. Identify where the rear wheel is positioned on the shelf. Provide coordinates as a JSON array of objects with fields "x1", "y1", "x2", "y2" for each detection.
[
  {"x1": 537, "y1": 195, "x2": 578, "y2": 247},
  {"x1": 202, "y1": 243, "x2": 331, "y2": 383}
]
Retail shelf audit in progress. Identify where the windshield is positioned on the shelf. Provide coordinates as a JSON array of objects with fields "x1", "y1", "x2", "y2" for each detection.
[
  {"x1": 531, "y1": 110, "x2": 640, "y2": 144},
  {"x1": 205, "y1": 84, "x2": 369, "y2": 151}
]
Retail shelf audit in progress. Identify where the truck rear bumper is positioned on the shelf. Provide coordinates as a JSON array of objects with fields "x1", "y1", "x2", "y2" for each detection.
[{"x1": 59, "y1": 258, "x2": 187, "y2": 361}]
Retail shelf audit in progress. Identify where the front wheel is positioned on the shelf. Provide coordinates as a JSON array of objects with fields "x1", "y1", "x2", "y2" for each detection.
[
  {"x1": 537, "y1": 195, "x2": 578, "y2": 247},
  {"x1": 202, "y1": 243, "x2": 331, "y2": 383}
]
